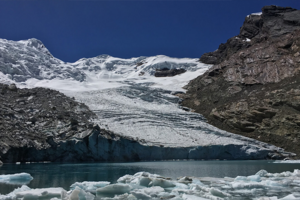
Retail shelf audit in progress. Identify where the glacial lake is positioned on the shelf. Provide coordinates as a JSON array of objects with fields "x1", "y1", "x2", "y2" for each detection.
[{"x1": 1, "y1": 160, "x2": 300, "y2": 195}]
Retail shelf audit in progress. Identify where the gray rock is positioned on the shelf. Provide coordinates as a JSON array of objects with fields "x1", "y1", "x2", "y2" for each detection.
[
  {"x1": 200, "y1": 5, "x2": 300, "y2": 65},
  {"x1": 184, "y1": 5, "x2": 300, "y2": 158},
  {"x1": 8, "y1": 84, "x2": 17, "y2": 91}
]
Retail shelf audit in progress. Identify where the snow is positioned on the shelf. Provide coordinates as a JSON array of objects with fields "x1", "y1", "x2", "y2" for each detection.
[
  {"x1": 247, "y1": 12, "x2": 263, "y2": 17},
  {"x1": 252, "y1": 12, "x2": 263, "y2": 16},
  {"x1": 0, "y1": 173, "x2": 33, "y2": 185},
  {"x1": 0, "y1": 38, "x2": 291, "y2": 159},
  {"x1": 2, "y1": 170, "x2": 300, "y2": 199}
]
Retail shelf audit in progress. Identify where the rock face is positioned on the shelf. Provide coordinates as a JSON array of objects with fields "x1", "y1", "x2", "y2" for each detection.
[
  {"x1": 154, "y1": 68, "x2": 186, "y2": 77},
  {"x1": 200, "y1": 5, "x2": 300, "y2": 65},
  {"x1": 183, "y1": 6, "x2": 300, "y2": 157},
  {"x1": 0, "y1": 83, "x2": 95, "y2": 162}
]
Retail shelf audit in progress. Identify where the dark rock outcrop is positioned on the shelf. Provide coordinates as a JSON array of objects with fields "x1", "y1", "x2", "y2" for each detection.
[
  {"x1": 154, "y1": 68, "x2": 186, "y2": 77},
  {"x1": 0, "y1": 83, "x2": 96, "y2": 162},
  {"x1": 183, "y1": 6, "x2": 300, "y2": 157},
  {"x1": 200, "y1": 5, "x2": 300, "y2": 65}
]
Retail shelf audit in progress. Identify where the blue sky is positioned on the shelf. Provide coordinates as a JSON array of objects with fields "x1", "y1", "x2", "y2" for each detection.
[{"x1": 0, "y1": 0, "x2": 299, "y2": 62}]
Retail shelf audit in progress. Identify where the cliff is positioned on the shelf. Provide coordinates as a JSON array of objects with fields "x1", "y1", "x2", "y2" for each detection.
[{"x1": 183, "y1": 5, "x2": 300, "y2": 157}]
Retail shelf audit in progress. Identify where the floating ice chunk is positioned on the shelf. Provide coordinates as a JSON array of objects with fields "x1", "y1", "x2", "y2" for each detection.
[
  {"x1": 117, "y1": 174, "x2": 133, "y2": 183},
  {"x1": 130, "y1": 191, "x2": 151, "y2": 199},
  {"x1": 280, "y1": 194, "x2": 298, "y2": 199},
  {"x1": 234, "y1": 175, "x2": 261, "y2": 182},
  {"x1": 133, "y1": 172, "x2": 161, "y2": 179},
  {"x1": 209, "y1": 188, "x2": 231, "y2": 198},
  {"x1": 0, "y1": 173, "x2": 33, "y2": 185},
  {"x1": 231, "y1": 181, "x2": 264, "y2": 189},
  {"x1": 138, "y1": 177, "x2": 152, "y2": 187},
  {"x1": 174, "y1": 182, "x2": 189, "y2": 189},
  {"x1": 0, "y1": 185, "x2": 31, "y2": 200},
  {"x1": 190, "y1": 179, "x2": 205, "y2": 187},
  {"x1": 117, "y1": 172, "x2": 162, "y2": 187},
  {"x1": 256, "y1": 170, "x2": 268, "y2": 177},
  {"x1": 149, "y1": 178, "x2": 175, "y2": 188},
  {"x1": 138, "y1": 186, "x2": 165, "y2": 196},
  {"x1": 274, "y1": 160, "x2": 300, "y2": 164},
  {"x1": 70, "y1": 181, "x2": 110, "y2": 193},
  {"x1": 266, "y1": 171, "x2": 293, "y2": 177},
  {"x1": 16, "y1": 187, "x2": 66, "y2": 200},
  {"x1": 69, "y1": 189, "x2": 81, "y2": 200},
  {"x1": 96, "y1": 183, "x2": 132, "y2": 195},
  {"x1": 68, "y1": 187, "x2": 95, "y2": 200},
  {"x1": 182, "y1": 194, "x2": 209, "y2": 200},
  {"x1": 99, "y1": 193, "x2": 137, "y2": 200},
  {"x1": 178, "y1": 176, "x2": 193, "y2": 184}
]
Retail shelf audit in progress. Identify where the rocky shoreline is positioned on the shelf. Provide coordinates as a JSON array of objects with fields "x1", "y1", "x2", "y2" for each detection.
[{"x1": 183, "y1": 5, "x2": 300, "y2": 158}]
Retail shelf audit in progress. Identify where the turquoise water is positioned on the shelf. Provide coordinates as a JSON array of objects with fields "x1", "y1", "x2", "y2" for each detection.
[{"x1": 1, "y1": 160, "x2": 300, "y2": 195}]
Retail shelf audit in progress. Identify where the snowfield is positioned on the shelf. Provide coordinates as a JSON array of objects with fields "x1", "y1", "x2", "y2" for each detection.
[{"x1": 0, "y1": 38, "x2": 293, "y2": 158}]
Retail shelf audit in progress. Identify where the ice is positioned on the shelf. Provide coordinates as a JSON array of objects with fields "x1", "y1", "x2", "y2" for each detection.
[
  {"x1": 234, "y1": 175, "x2": 261, "y2": 182},
  {"x1": 149, "y1": 178, "x2": 175, "y2": 188},
  {"x1": 0, "y1": 38, "x2": 291, "y2": 160},
  {"x1": 68, "y1": 187, "x2": 95, "y2": 200},
  {"x1": 130, "y1": 191, "x2": 151, "y2": 199},
  {"x1": 16, "y1": 187, "x2": 67, "y2": 200},
  {"x1": 0, "y1": 170, "x2": 298, "y2": 199},
  {"x1": 274, "y1": 160, "x2": 300, "y2": 164},
  {"x1": 0, "y1": 185, "x2": 31, "y2": 200},
  {"x1": 0, "y1": 173, "x2": 33, "y2": 185},
  {"x1": 96, "y1": 184, "x2": 132, "y2": 195},
  {"x1": 256, "y1": 170, "x2": 269, "y2": 177},
  {"x1": 138, "y1": 186, "x2": 165, "y2": 196},
  {"x1": 70, "y1": 181, "x2": 110, "y2": 193},
  {"x1": 182, "y1": 194, "x2": 209, "y2": 200}
]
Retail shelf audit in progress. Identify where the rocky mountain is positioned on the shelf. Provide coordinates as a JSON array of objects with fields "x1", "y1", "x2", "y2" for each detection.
[
  {"x1": 0, "y1": 11, "x2": 298, "y2": 163},
  {"x1": 0, "y1": 83, "x2": 294, "y2": 164},
  {"x1": 183, "y1": 5, "x2": 300, "y2": 157}
]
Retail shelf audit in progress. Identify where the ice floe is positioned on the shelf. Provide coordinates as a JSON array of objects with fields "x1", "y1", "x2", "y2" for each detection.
[
  {"x1": 70, "y1": 181, "x2": 110, "y2": 193},
  {"x1": 274, "y1": 160, "x2": 300, "y2": 164},
  {"x1": 0, "y1": 173, "x2": 33, "y2": 185},
  {"x1": 2, "y1": 170, "x2": 300, "y2": 199}
]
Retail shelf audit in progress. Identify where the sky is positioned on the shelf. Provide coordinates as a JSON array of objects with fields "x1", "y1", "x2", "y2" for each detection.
[{"x1": 0, "y1": 0, "x2": 299, "y2": 62}]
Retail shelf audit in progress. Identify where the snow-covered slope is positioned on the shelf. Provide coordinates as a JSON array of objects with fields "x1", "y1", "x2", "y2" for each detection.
[
  {"x1": 0, "y1": 38, "x2": 293, "y2": 158},
  {"x1": 0, "y1": 38, "x2": 85, "y2": 83}
]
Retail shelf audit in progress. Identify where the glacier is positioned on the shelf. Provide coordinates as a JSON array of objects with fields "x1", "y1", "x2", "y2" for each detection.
[{"x1": 0, "y1": 37, "x2": 295, "y2": 160}]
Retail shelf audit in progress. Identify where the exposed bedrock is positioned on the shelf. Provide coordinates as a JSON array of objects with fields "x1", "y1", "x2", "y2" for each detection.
[
  {"x1": 200, "y1": 5, "x2": 300, "y2": 65},
  {"x1": 183, "y1": 6, "x2": 300, "y2": 157},
  {"x1": 154, "y1": 68, "x2": 187, "y2": 77}
]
